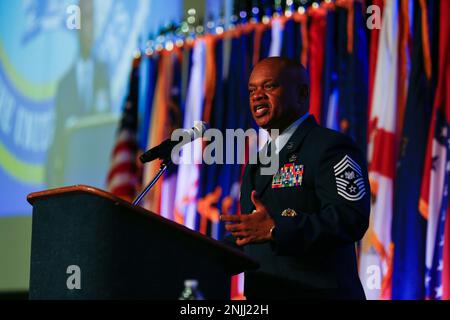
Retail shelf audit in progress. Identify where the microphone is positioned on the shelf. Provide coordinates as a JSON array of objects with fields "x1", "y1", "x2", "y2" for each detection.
[{"x1": 139, "y1": 121, "x2": 208, "y2": 163}]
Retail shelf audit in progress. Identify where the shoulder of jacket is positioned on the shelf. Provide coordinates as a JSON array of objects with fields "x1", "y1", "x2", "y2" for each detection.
[
  {"x1": 305, "y1": 128, "x2": 365, "y2": 170},
  {"x1": 306, "y1": 126, "x2": 356, "y2": 148}
]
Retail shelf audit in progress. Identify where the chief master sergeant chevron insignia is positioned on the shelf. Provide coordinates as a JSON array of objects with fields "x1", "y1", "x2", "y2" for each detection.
[{"x1": 333, "y1": 155, "x2": 366, "y2": 201}]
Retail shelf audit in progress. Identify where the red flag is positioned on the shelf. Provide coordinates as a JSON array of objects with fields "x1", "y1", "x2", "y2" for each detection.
[
  {"x1": 368, "y1": 0, "x2": 383, "y2": 139},
  {"x1": 308, "y1": 5, "x2": 327, "y2": 123}
]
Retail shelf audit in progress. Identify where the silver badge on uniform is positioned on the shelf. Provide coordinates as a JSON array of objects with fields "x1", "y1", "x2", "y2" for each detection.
[
  {"x1": 288, "y1": 153, "x2": 298, "y2": 162},
  {"x1": 286, "y1": 142, "x2": 294, "y2": 150},
  {"x1": 281, "y1": 208, "x2": 298, "y2": 217},
  {"x1": 333, "y1": 155, "x2": 366, "y2": 201}
]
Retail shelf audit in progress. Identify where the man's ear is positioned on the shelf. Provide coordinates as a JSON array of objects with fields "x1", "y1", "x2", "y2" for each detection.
[
  {"x1": 298, "y1": 84, "x2": 309, "y2": 105},
  {"x1": 299, "y1": 84, "x2": 309, "y2": 100},
  {"x1": 296, "y1": 84, "x2": 310, "y2": 114}
]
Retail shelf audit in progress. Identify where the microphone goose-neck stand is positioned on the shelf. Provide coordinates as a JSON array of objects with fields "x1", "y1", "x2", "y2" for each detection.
[{"x1": 132, "y1": 157, "x2": 170, "y2": 206}]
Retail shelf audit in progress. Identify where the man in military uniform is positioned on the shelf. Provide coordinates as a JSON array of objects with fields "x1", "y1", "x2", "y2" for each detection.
[{"x1": 220, "y1": 57, "x2": 370, "y2": 299}]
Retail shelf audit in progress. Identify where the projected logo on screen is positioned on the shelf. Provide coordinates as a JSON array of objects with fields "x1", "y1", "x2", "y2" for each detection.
[
  {"x1": 0, "y1": 0, "x2": 149, "y2": 215},
  {"x1": 0, "y1": 0, "x2": 68, "y2": 186}
]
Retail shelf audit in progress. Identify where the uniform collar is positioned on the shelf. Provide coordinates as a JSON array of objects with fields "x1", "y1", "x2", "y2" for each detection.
[{"x1": 269, "y1": 112, "x2": 310, "y2": 154}]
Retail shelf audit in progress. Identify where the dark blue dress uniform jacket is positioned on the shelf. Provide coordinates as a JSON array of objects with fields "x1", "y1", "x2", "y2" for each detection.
[{"x1": 239, "y1": 115, "x2": 370, "y2": 299}]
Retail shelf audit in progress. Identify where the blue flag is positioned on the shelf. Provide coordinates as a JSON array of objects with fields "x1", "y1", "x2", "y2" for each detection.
[
  {"x1": 321, "y1": 9, "x2": 338, "y2": 129},
  {"x1": 281, "y1": 18, "x2": 302, "y2": 60},
  {"x1": 138, "y1": 56, "x2": 158, "y2": 150},
  {"x1": 392, "y1": 3, "x2": 434, "y2": 299},
  {"x1": 335, "y1": 2, "x2": 368, "y2": 155}
]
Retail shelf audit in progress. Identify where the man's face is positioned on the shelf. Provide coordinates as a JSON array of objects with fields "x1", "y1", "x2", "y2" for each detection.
[{"x1": 248, "y1": 60, "x2": 300, "y2": 131}]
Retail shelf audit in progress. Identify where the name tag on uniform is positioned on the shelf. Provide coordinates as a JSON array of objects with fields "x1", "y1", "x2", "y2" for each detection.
[{"x1": 272, "y1": 163, "x2": 304, "y2": 188}]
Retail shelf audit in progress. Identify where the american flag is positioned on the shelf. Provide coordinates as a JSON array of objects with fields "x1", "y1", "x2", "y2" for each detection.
[
  {"x1": 421, "y1": 0, "x2": 450, "y2": 300},
  {"x1": 425, "y1": 112, "x2": 450, "y2": 300},
  {"x1": 106, "y1": 58, "x2": 140, "y2": 202}
]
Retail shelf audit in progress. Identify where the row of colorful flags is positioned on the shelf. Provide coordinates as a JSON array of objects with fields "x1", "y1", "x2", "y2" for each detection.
[{"x1": 106, "y1": 0, "x2": 449, "y2": 300}]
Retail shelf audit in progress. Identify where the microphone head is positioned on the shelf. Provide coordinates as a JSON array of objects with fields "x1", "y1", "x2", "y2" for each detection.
[{"x1": 191, "y1": 121, "x2": 208, "y2": 139}]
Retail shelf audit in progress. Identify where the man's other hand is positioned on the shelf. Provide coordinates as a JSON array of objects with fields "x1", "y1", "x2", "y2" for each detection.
[{"x1": 220, "y1": 190, "x2": 275, "y2": 246}]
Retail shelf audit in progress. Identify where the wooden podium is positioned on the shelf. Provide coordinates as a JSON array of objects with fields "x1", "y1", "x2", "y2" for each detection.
[{"x1": 27, "y1": 185, "x2": 258, "y2": 300}]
